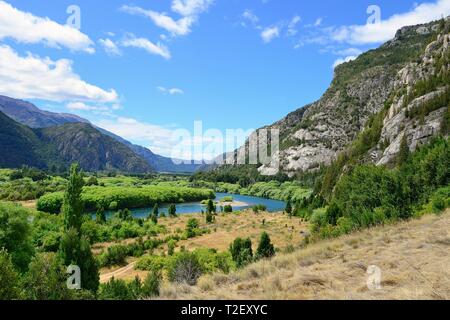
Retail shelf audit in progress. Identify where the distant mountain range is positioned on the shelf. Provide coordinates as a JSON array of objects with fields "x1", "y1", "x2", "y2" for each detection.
[{"x1": 0, "y1": 95, "x2": 201, "y2": 173}]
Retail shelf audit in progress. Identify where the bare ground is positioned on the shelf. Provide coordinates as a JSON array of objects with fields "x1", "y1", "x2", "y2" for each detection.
[{"x1": 158, "y1": 210, "x2": 450, "y2": 300}]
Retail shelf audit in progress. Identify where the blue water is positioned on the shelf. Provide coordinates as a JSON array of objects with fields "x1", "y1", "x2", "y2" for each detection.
[{"x1": 103, "y1": 193, "x2": 286, "y2": 219}]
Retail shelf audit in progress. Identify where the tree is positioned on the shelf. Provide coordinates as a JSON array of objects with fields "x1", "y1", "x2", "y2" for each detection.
[
  {"x1": 0, "y1": 202, "x2": 34, "y2": 271},
  {"x1": 63, "y1": 163, "x2": 84, "y2": 233},
  {"x1": 206, "y1": 199, "x2": 216, "y2": 214},
  {"x1": 255, "y1": 232, "x2": 275, "y2": 260},
  {"x1": 96, "y1": 207, "x2": 106, "y2": 224},
  {"x1": 85, "y1": 176, "x2": 99, "y2": 186},
  {"x1": 186, "y1": 218, "x2": 200, "y2": 238},
  {"x1": 23, "y1": 252, "x2": 73, "y2": 300},
  {"x1": 98, "y1": 277, "x2": 131, "y2": 300},
  {"x1": 141, "y1": 271, "x2": 161, "y2": 297},
  {"x1": 205, "y1": 211, "x2": 214, "y2": 224},
  {"x1": 229, "y1": 237, "x2": 253, "y2": 268},
  {"x1": 168, "y1": 204, "x2": 177, "y2": 217},
  {"x1": 285, "y1": 199, "x2": 293, "y2": 218},
  {"x1": 152, "y1": 204, "x2": 159, "y2": 217},
  {"x1": 0, "y1": 249, "x2": 20, "y2": 300},
  {"x1": 397, "y1": 134, "x2": 410, "y2": 166}
]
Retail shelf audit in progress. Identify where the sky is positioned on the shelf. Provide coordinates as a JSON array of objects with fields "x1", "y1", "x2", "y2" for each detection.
[{"x1": 0, "y1": 0, "x2": 449, "y2": 160}]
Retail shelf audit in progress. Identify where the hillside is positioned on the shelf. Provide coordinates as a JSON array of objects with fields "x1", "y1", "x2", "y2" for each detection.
[
  {"x1": 0, "y1": 111, "x2": 51, "y2": 168},
  {"x1": 0, "y1": 95, "x2": 89, "y2": 128},
  {"x1": 0, "y1": 96, "x2": 200, "y2": 173},
  {"x1": 208, "y1": 18, "x2": 449, "y2": 178},
  {"x1": 159, "y1": 210, "x2": 450, "y2": 300},
  {"x1": 35, "y1": 123, "x2": 153, "y2": 173}
]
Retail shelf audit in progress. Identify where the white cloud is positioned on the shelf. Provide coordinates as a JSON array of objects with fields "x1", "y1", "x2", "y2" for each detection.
[
  {"x1": 287, "y1": 15, "x2": 301, "y2": 36},
  {"x1": 314, "y1": 18, "x2": 323, "y2": 27},
  {"x1": 242, "y1": 9, "x2": 259, "y2": 25},
  {"x1": 99, "y1": 38, "x2": 121, "y2": 56},
  {"x1": 66, "y1": 102, "x2": 109, "y2": 112},
  {"x1": 0, "y1": 1, "x2": 94, "y2": 53},
  {"x1": 261, "y1": 26, "x2": 280, "y2": 43},
  {"x1": 334, "y1": 47, "x2": 363, "y2": 56},
  {"x1": 121, "y1": 35, "x2": 171, "y2": 59},
  {"x1": 331, "y1": 0, "x2": 450, "y2": 44},
  {"x1": 157, "y1": 86, "x2": 185, "y2": 95},
  {"x1": 333, "y1": 55, "x2": 358, "y2": 68},
  {"x1": 120, "y1": 1, "x2": 213, "y2": 37},
  {"x1": 0, "y1": 45, "x2": 118, "y2": 102},
  {"x1": 120, "y1": 5, "x2": 194, "y2": 36},
  {"x1": 171, "y1": 0, "x2": 214, "y2": 17}
]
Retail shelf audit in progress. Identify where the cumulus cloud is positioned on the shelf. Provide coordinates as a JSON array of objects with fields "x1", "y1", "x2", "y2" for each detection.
[
  {"x1": 0, "y1": 45, "x2": 118, "y2": 102},
  {"x1": 98, "y1": 38, "x2": 121, "y2": 56},
  {"x1": 120, "y1": 1, "x2": 213, "y2": 37},
  {"x1": 0, "y1": 1, "x2": 94, "y2": 53},
  {"x1": 261, "y1": 26, "x2": 280, "y2": 43},
  {"x1": 157, "y1": 86, "x2": 185, "y2": 95},
  {"x1": 121, "y1": 35, "x2": 171, "y2": 59},
  {"x1": 331, "y1": 0, "x2": 450, "y2": 44}
]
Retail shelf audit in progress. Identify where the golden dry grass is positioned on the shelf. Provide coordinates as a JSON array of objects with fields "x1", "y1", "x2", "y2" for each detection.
[
  {"x1": 98, "y1": 210, "x2": 308, "y2": 283},
  {"x1": 158, "y1": 210, "x2": 450, "y2": 300}
]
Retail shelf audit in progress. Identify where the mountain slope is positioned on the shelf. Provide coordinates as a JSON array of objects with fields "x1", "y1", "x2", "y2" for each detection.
[
  {"x1": 35, "y1": 123, "x2": 153, "y2": 173},
  {"x1": 0, "y1": 95, "x2": 88, "y2": 128},
  {"x1": 210, "y1": 18, "x2": 449, "y2": 178},
  {"x1": 0, "y1": 111, "x2": 56, "y2": 169},
  {"x1": 0, "y1": 96, "x2": 200, "y2": 173}
]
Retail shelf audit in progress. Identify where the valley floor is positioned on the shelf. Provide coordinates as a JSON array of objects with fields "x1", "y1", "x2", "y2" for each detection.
[{"x1": 158, "y1": 210, "x2": 450, "y2": 300}]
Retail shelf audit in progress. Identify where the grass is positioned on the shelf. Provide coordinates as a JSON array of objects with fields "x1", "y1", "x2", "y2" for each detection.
[{"x1": 157, "y1": 209, "x2": 450, "y2": 300}]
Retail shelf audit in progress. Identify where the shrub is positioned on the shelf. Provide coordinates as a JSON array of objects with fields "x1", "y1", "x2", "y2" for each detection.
[
  {"x1": 255, "y1": 232, "x2": 275, "y2": 260},
  {"x1": 167, "y1": 251, "x2": 203, "y2": 285},
  {"x1": 223, "y1": 205, "x2": 233, "y2": 213},
  {"x1": 229, "y1": 237, "x2": 253, "y2": 268},
  {"x1": 141, "y1": 271, "x2": 161, "y2": 297}
]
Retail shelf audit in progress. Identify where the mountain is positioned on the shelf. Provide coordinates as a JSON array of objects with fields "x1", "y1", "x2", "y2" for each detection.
[
  {"x1": 35, "y1": 123, "x2": 153, "y2": 173},
  {"x1": 212, "y1": 17, "x2": 450, "y2": 177},
  {"x1": 97, "y1": 127, "x2": 202, "y2": 174},
  {"x1": 0, "y1": 111, "x2": 152, "y2": 173},
  {"x1": 0, "y1": 95, "x2": 88, "y2": 128},
  {"x1": 0, "y1": 96, "x2": 201, "y2": 173},
  {"x1": 0, "y1": 111, "x2": 50, "y2": 169}
]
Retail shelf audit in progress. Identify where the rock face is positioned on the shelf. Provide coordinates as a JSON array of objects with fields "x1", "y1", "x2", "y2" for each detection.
[{"x1": 254, "y1": 18, "x2": 450, "y2": 176}]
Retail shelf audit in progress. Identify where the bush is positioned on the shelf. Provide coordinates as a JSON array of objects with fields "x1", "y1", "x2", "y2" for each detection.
[
  {"x1": 98, "y1": 245, "x2": 129, "y2": 267},
  {"x1": 229, "y1": 237, "x2": 253, "y2": 268},
  {"x1": 223, "y1": 205, "x2": 233, "y2": 213},
  {"x1": 167, "y1": 251, "x2": 203, "y2": 285}
]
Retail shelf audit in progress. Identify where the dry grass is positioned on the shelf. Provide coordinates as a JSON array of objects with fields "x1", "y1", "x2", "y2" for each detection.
[{"x1": 158, "y1": 210, "x2": 450, "y2": 300}]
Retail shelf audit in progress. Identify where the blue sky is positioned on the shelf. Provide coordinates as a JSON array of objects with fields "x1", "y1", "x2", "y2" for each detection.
[{"x1": 0, "y1": 0, "x2": 449, "y2": 159}]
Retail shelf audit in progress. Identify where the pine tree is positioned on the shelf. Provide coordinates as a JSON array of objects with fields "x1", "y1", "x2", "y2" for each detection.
[
  {"x1": 206, "y1": 199, "x2": 216, "y2": 214},
  {"x1": 62, "y1": 163, "x2": 84, "y2": 233},
  {"x1": 168, "y1": 204, "x2": 177, "y2": 217},
  {"x1": 285, "y1": 198, "x2": 292, "y2": 218},
  {"x1": 255, "y1": 232, "x2": 275, "y2": 260},
  {"x1": 0, "y1": 249, "x2": 20, "y2": 300},
  {"x1": 397, "y1": 134, "x2": 410, "y2": 166}
]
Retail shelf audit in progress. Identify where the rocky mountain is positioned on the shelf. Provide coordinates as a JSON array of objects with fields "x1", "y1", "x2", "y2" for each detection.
[
  {"x1": 0, "y1": 95, "x2": 89, "y2": 128},
  {"x1": 0, "y1": 111, "x2": 152, "y2": 173},
  {"x1": 35, "y1": 123, "x2": 153, "y2": 173},
  {"x1": 0, "y1": 96, "x2": 201, "y2": 173},
  {"x1": 222, "y1": 18, "x2": 449, "y2": 177},
  {"x1": 0, "y1": 111, "x2": 50, "y2": 169}
]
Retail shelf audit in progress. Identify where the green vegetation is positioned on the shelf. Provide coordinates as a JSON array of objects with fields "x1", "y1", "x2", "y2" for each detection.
[
  {"x1": 98, "y1": 272, "x2": 161, "y2": 300},
  {"x1": 255, "y1": 232, "x2": 275, "y2": 260},
  {"x1": 229, "y1": 237, "x2": 253, "y2": 268},
  {"x1": 37, "y1": 185, "x2": 215, "y2": 214},
  {"x1": 309, "y1": 137, "x2": 449, "y2": 239}
]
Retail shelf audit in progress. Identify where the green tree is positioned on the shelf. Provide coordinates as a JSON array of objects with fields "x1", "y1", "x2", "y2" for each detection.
[
  {"x1": 62, "y1": 163, "x2": 84, "y2": 232},
  {"x1": 152, "y1": 203, "x2": 159, "y2": 217},
  {"x1": 96, "y1": 207, "x2": 106, "y2": 224},
  {"x1": 229, "y1": 237, "x2": 253, "y2": 268},
  {"x1": 98, "y1": 277, "x2": 131, "y2": 300},
  {"x1": 141, "y1": 270, "x2": 161, "y2": 297},
  {"x1": 168, "y1": 204, "x2": 177, "y2": 217},
  {"x1": 206, "y1": 199, "x2": 216, "y2": 214},
  {"x1": 167, "y1": 251, "x2": 203, "y2": 285},
  {"x1": 185, "y1": 218, "x2": 200, "y2": 238},
  {"x1": 0, "y1": 249, "x2": 20, "y2": 300},
  {"x1": 397, "y1": 134, "x2": 410, "y2": 166},
  {"x1": 0, "y1": 202, "x2": 34, "y2": 271},
  {"x1": 23, "y1": 252, "x2": 73, "y2": 300},
  {"x1": 255, "y1": 232, "x2": 275, "y2": 260},
  {"x1": 285, "y1": 199, "x2": 293, "y2": 217},
  {"x1": 59, "y1": 228, "x2": 99, "y2": 293}
]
